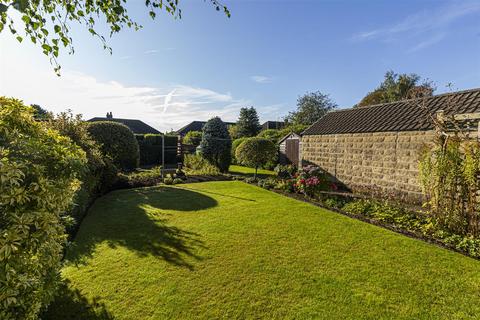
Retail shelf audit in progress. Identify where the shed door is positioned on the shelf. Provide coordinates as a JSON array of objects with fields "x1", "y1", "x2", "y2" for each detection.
[{"x1": 285, "y1": 139, "x2": 299, "y2": 166}]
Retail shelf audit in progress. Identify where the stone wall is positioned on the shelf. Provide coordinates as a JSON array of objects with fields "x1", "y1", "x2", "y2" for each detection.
[{"x1": 301, "y1": 130, "x2": 436, "y2": 201}]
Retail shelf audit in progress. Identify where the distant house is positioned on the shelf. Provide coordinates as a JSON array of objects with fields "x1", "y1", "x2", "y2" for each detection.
[
  {"x1": 176, "y1": 120, "x2": 236, "y2": 136},
  {"x1": 88, "y1": 112, "x2": 160, "y2": 135},
  {"x1": 261, "y1": 121, "x2": 285, "y2": 130}
]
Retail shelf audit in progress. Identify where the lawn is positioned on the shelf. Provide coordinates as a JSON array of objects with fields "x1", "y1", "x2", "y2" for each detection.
[
  {"x1": 228, "y1": 164, "x2": 275, "y2": 177},
  {"x1": 45, "y1": 181, "x2": 480, "y2": 319}
]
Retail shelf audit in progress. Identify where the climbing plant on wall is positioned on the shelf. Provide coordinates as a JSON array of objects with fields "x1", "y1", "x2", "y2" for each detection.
[{"x1": 419, "y1": 94, "x2": 480, "y2": 237}]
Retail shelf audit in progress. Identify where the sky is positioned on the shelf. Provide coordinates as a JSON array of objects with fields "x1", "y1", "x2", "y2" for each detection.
[{"x1": 0, "y1": 0, "x2": 479, "y2": 132}]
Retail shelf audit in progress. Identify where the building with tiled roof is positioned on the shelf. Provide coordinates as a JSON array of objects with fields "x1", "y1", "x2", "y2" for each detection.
[
  {"x1": 176, "y1": 120, "x2": 236, "y2": 136},
  {"x1": 88, "y1": 112, "x2": 161, "y2": 135},
  {"x1": 300, "y1": 88, "x2": 480, "y2": 201}
]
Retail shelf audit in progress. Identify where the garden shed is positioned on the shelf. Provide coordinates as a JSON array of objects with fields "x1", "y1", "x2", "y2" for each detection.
[
  {"x1": 279, "y1": 133, "x2": 301, "y2": 166},
  {"x1": 301, "y1": 88, "x2": 480, "y2": 201}
]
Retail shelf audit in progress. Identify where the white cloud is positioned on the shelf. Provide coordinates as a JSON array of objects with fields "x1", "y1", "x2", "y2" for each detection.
[
  {"x1": 144, "y1": 49, "x2": 159, "y2": 54},
  {"x1": 251, "y1": 75, "x2": 273, "y2": 84},
  {"x1": 0, "y1": 67, "x2": 254, "y2": 131},
  {"x1": 0, "y1": 30, "x2": 282, "y2": 133},
  {"x1": 144, "y1": 48, "x2": 174, "y2": 55},
  {"x1": 407, "y1": 33, "x2": 446, "y2": 53},
  {"x1": 351, "y1": 1, "x2": 480, "y2": 51}
]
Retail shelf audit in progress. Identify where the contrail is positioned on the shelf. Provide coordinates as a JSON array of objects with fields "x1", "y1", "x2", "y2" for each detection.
[{"x1": 163, "y1": 89, "x2": 176, "y2": 113}]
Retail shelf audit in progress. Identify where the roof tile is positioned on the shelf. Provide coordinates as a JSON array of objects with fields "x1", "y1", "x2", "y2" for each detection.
[{"x1": 302, "y1": 88, "x2": 480, "y2": 135}]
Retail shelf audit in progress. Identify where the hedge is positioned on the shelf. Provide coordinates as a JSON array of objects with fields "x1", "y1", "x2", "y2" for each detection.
[
  {"x1": 88, "y1": 121, "x2": 140, "y2": 171},
  {"x1": 135, "y1": 134, "x2": 178, "y2": 166}
]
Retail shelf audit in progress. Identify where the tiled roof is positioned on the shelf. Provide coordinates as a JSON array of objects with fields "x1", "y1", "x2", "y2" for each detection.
[
  {"x1": 87, "y1": 118, "x2": 161, "y2": 134},
  {"x1": 176, "y1": 120, "x2": 236, "y2": 135},
  {"x1": 302, "y1": 88, "x2": 480, "y2": 135}
]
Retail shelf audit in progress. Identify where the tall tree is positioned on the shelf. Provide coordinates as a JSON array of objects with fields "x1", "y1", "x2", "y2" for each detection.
[
  {"x1": 199, "y1": 117, "x2": 231, "y2": 172},
  {"x1": 356, "y1": 71, "x2": 435, "y2": 107},
  {"x1": 285, "y1": 91, "x2": 336, "y2": 125},
  {"x1": 237, "y1": 107, "x2": 261, "y2": 138},
  {"x1": 0, "y1": 0, "x2": 230, "y2": 74}
]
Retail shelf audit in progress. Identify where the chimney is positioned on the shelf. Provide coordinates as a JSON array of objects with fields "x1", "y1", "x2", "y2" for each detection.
[{"x1": 106, "y1": 112, "x2": 113, "y2": 119}]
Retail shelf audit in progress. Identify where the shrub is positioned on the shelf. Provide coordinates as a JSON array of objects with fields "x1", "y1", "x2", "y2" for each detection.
[
  {"x1": 173, "y1": 178, "x2": 183, "y2": 185},
  {"x1": 277, "y1": 124, "x2": 308, "y2": 138},
  {"x1": 257, "y1": 177, "x2": 277, "y2": 189},
  {"x1": 420, "y1": 137, "x2": 480, "y2": 237},
  {"x1": 244, "y1": 177, "x2": 257, "y2": 184},
  {"x1": 258, "y1": 129, "x2": 282, "y2": 142},
  {"x1": 164, "y1": 177, "x2": 174, "y2": 185},
  {"x1": 47, "y1": 111, "x2": 118, "y2": 234},
  {"x1": 199, "y1": 117, "x2": 232, "y2": 172},
  {"x1": 274, "y1": 179, "x2": 296, "y2": 193},
  {"x1": 228, "y1": 124, "x2": 241, "y2": 140},
  {"x1": 88, "y1": 121, "x2": 140, "y2": 171},
  {"x1": 322, "y1": 197, "x2": 346, "y2": 209},
  {"x1": 231, "y1": 137, "x2": 248, "y2": 163},
  {"x1": 235, "y1": 137, "x2": 277, "y2": 179},
  {"x1": 0, "y1": 98, "x2": 86, "y2": 319},
  {"x1": 183, "y1": 131, "x2": 202, "y2": 147},
  {"x1": 183, "y1": 154, "x2": 221, "y2": 175},
  {"x1": 293, "y1": 165, "x2": 334, "y2": 196},
  {"x1": 175, "y1": 168, "x2": 187, "y2": 180},
  {"x1": 113, "y1": 167, "x2": 162, "y2": 190},
  {"x1": 274, "y1": 164, "x2": 296, "y2": 179}
]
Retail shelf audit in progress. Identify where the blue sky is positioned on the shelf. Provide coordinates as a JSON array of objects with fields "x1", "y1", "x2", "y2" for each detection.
[{"x1": 1, "y1": 0, "x2": 479, "y2": 131}]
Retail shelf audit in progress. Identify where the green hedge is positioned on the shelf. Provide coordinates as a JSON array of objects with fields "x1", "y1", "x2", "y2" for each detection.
[
  {"x1": 135, "y1": 134, "x2": 178, "y2": 165},
  {"x1": 88, "y1": 121, "x2": 140, "y2": 171}
]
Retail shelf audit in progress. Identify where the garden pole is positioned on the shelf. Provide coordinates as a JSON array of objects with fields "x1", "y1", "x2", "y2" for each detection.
[{"x1": 162, "y1": 134, "x2": 165, "y2": 179}]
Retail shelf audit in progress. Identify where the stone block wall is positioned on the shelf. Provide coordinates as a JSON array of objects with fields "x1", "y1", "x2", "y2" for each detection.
[{"x1": 301, "y1": 130, "x2": 436, "y2": 201}]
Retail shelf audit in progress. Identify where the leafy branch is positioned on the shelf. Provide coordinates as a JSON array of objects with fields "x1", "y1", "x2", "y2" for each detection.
[{"x1": 0, "y1": 0, "x2": 230, "y2": 75}]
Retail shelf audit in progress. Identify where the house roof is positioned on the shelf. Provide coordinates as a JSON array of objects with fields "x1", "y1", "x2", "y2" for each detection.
[
  {"x1": 176, "y1": 120, "x2": 236, "y2": 135},
  {"x1": 302, "y1": 88, "x2": 480, "y2": 135},
  {"x1": 87, "y1": 117, "x2": 161, "y2": 134},
  {"x1": 278, "y1": 132, "x2": 300, "y2": 144},
  {"x1": 262, "y1": 121, "x2": 285, "y2": 130}
]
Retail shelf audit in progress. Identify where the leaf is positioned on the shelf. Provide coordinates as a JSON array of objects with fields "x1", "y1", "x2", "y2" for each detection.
[
  {"x1": 13, "y1": 0, "x2": 28, "y2": 12},
  {"x1": 0, "y1": 4, "x2": 8, "y2": 13},
  {"x1": 113, "y1": 6, "x2": 124, "y2": 15},
  {"x1": 16, "y1": 36, "x2": 22, "y2": 42},
  {"x1": 41, "y1": 43, "x2": 51, "y2": 52},
  {"x1": 54, "y1": 25, "x2": 61, "y2": 33}
]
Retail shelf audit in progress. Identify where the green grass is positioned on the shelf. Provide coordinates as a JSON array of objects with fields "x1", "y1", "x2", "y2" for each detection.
[
  {"x1": 228, "y1": 164, "x2": 275, "y2": 178},
  {"x1": 45, "y1": 181, "x2": 480, "y2": 319}
]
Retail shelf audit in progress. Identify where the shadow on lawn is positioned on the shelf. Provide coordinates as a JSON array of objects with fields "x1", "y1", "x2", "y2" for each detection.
[
  {"x1": 66, "y1": 186, "x2": 217, "y2": 270},
  {"x1": 42, "y1": 279, "x2": 114, "y2": 320}
]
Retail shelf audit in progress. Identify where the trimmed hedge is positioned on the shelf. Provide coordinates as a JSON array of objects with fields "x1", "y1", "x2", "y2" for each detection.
[
  {"x1": 88, "y1": 121, "x2": 140, "y2": 171},
  {"x1": 47, "y1": 111, "x2": 118, "y2": 236},
  {"x1": 135, "y1": 134, "x2": 178, "y2": 166}
]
